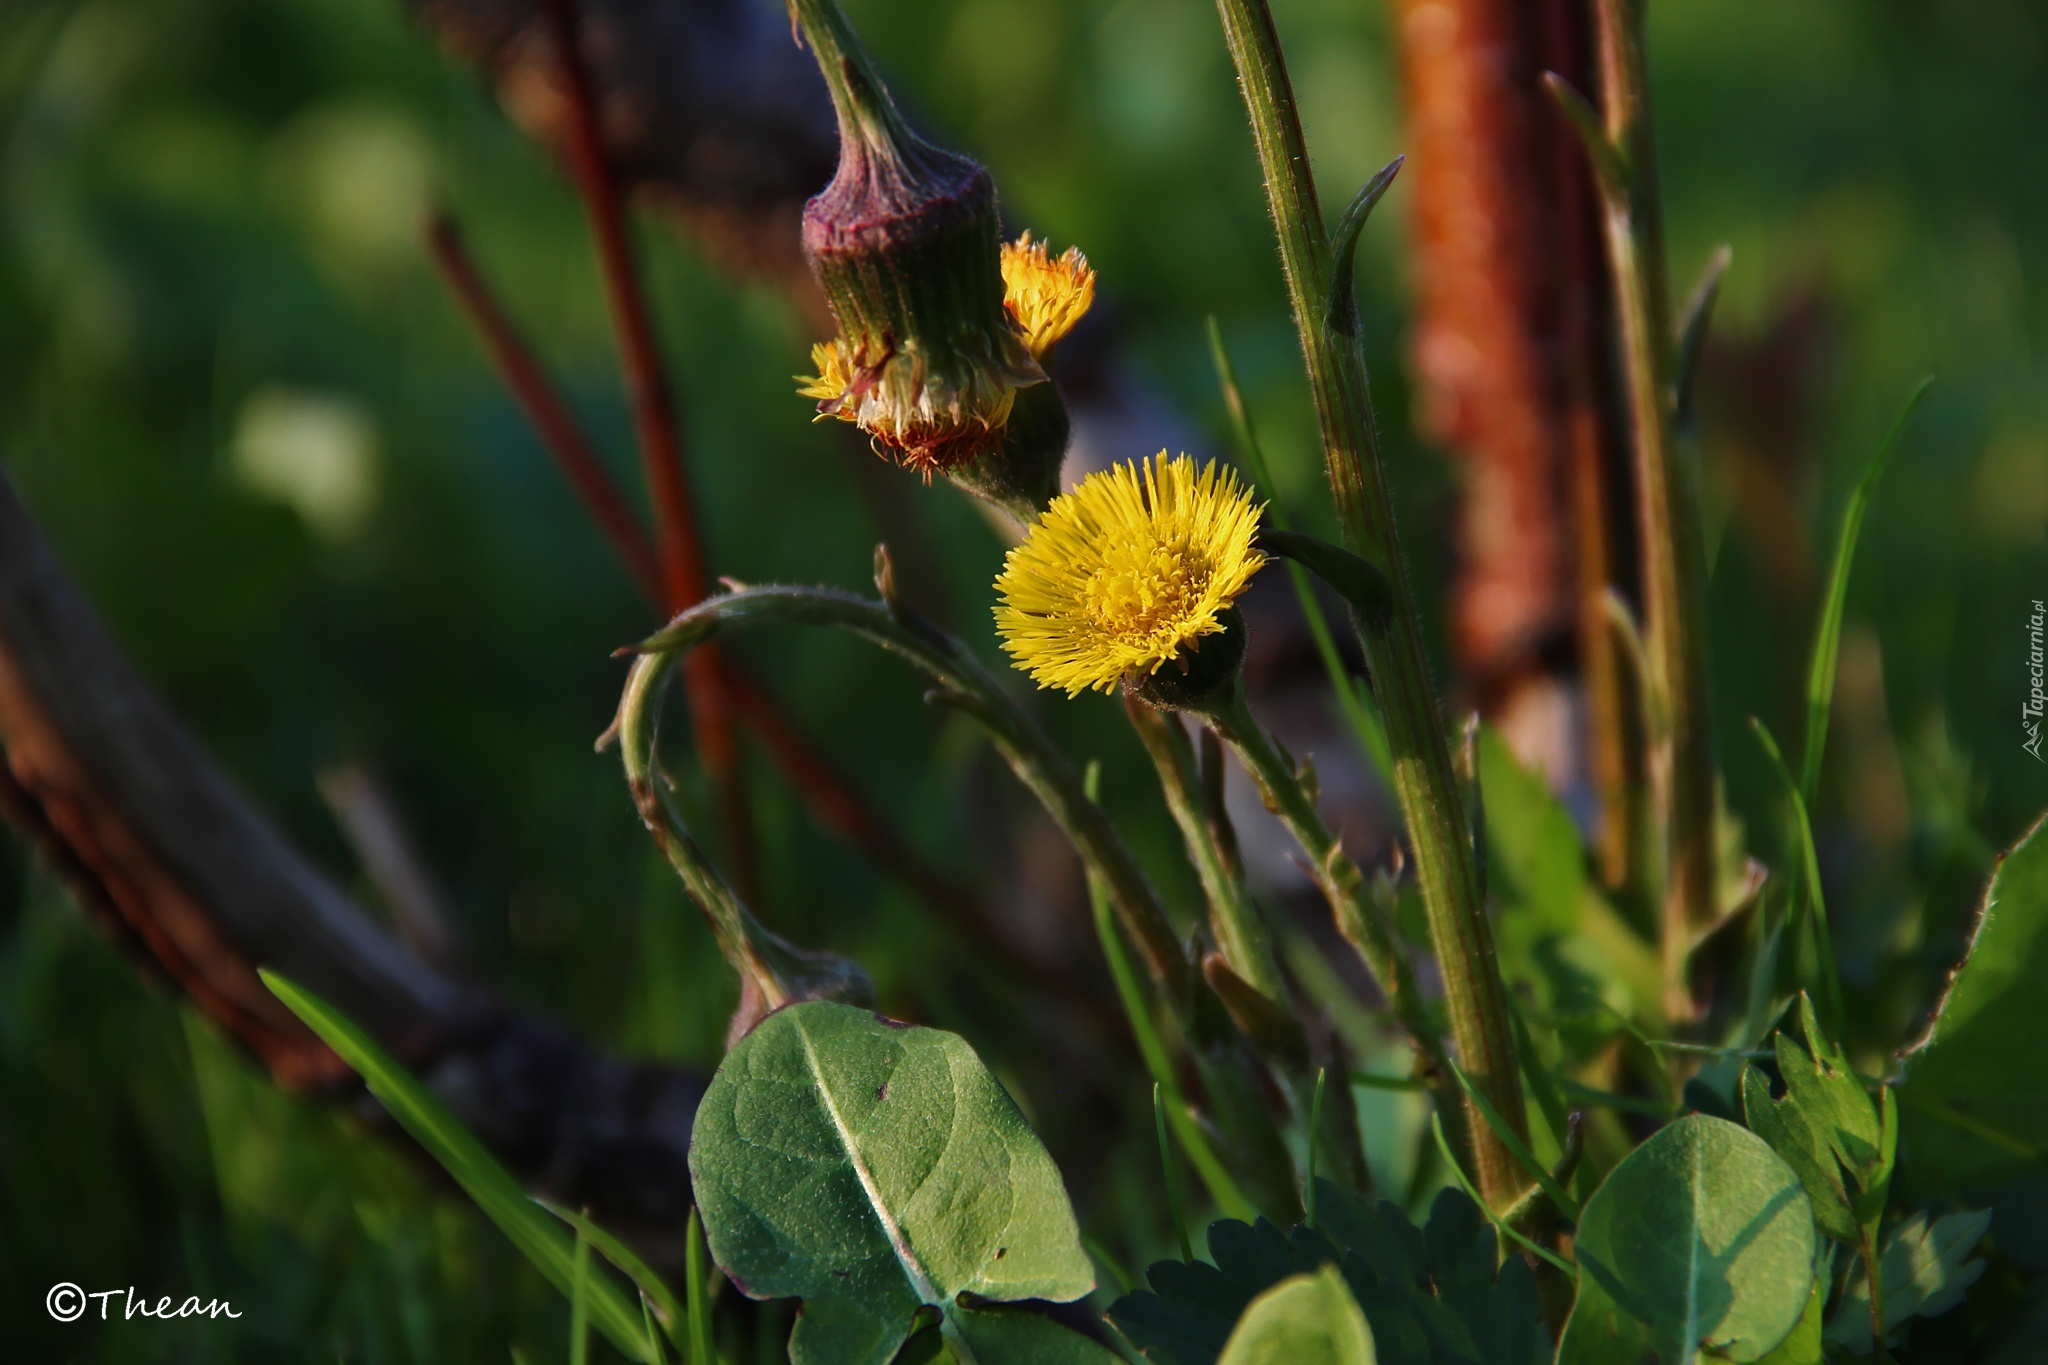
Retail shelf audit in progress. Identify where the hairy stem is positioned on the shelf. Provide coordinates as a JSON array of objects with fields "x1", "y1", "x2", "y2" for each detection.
[
  {"x1": 1203, "y1": 686, "x2": 1444, "y2": 1075},
  {"x1": 1211, "y1": 0, "x2": 1527, "y2": 1205},
  {"x1": 631, "y1": 585, "x2": 1193, "y2": 1006},
  {"x1": 1125, "y1": 695, "x2": 1373, "y2": 1194},
  {"x1": 1124, "y1": 696, "x2": 1283, "y2": 1001}
]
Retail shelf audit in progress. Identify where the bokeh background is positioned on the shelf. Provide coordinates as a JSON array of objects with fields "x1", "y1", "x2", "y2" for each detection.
[{"x1": 2, "y1": 0, "x2": 2042, "y2": 1358}]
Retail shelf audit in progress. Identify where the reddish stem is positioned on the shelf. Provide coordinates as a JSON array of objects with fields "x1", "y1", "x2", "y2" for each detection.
[
  {"x1": 539, "y1": 0, "x2": 752, "y2": 887},
  {"x1": 425, "y1": 215, "x2": 665, "y2": 606}
]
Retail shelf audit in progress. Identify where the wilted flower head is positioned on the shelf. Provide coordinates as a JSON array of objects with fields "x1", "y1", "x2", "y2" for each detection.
[
  {"x1": 800, "y1": 231, "x2": 1096, "y2": 482},
  {"x1": 994, "y1": 453, "x2": 1266, "y2": 697}
]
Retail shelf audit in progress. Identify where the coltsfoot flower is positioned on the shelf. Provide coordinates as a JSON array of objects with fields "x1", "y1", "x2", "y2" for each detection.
[
  {"x1": 1000, "y1": 232, "x2": 1096, "y2": 359},
  {"x1": 995, "y1": 453, "x2": 1266, "y2": 697},
  {"x1": 797, "y1": 335, "x2": 1019, "y2": 477}
]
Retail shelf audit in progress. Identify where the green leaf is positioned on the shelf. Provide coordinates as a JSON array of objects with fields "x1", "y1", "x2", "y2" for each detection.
[
  {"x1": 259, "y1": 971, "x2": 658, "y2": 1363},
  {"x1": 1260, "y1": 529, "x2": 1392, "y2": 632},
  {"x1": 1107, "y1": 1183, "x2": 1543, "y2": 1365},
  {"x1": 1798, "y1": 376, "x2": 1933, "y2": 808},
  {"x1": 950, "y1": 1303, "x2": 1126, "y2": 1363},
  {"x1": 1897, "y1": 812, "x2": 2048, "y2": 1195},
  {"x1": 1752, "y1": 1280, "x2": 1823, "y2": 1365},
  {"x1": 1560, "y1": 1115, "x2": 1817, "y2": 1365},
  {"x1": 686, "y1": 1001, "x2": 1093, "y2": 1365},
  {"x1": 1217, "y1": 1265, "x2": 1376, "y2": 1365},
  {"x1": 1822, "y1": 1209, "x2": 1991, "y2": 1354},
  {"x1": 1477, "y1": 729, "x2": 1660, "y2": 1056},
  {"x1": 1740, "y1": 995, "x2": 1892, "y2": 1248},
  {"x1": 539, "y1": 1197, "x2": 686, "y2": 1348}
]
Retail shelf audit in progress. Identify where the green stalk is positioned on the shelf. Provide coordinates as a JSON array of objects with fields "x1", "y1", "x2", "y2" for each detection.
[
  {"x1": 1551, "y1": 0, "x2": 1719, "y2": 1017},
  {"x1": 1124, "y1": 696, "x2": 1283, "y2": 1000},
  {"x1": 785, "y1": 0, "x2": 908, "y2": 155},
  {"x1": 1201, "y1": 684, "x2": 1445, "y2": 1077},
  {"x1": 616, "y1": 650, "x2": 870, "y2": 1021},
  {"x1": 1124, "y1": 695, "x2": 1372, "y2": 1192},
  {"x1": 628, "y1": 584, "x2": 1193, "y2": 1005},
  {"x1": 1210, "y1": 0, "x2": 1528, "y2": 1208}
]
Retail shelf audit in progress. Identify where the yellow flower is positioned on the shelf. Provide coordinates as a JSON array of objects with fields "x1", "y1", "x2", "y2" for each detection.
[
  {"x1": 995, "y1": 453, "x2": 1266, "y2": 696},
  {"x1": 1000, "y1": 232, "x2": 1096, "y2": 358},
  {"x1": 797, "y1": 340, "x2": 857, "y2": 417}
]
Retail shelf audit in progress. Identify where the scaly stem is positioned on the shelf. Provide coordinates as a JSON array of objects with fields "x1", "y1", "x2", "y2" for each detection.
[
  {"x1": 1589, "y1": 0, "x2": 1718, "y2": 1016},
  {"x1": 1202, "y1": 686, "x2": 1445, "y2": 1076},
  {"x1": 633, "y1": 584, "x2": 1317, "y2": 1218},
  {"x1": 1211, "y1": 0, "x2": 1527, "y2": 1206},
  {"x1": 1125, "y1": 696, "x2": 1283, "y2": 1001},
  {"x1": 1125, "y1": 695, "x2": 1372, "y2": 1193}
]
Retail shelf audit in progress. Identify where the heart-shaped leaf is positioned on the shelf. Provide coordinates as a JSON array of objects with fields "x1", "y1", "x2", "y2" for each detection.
[
  {"x1": 1217, "y1": 1264, "x2": 1377, "y2": 1365},
  {"x1": 688, "y1": 1001, "x2": 1094, "y2": 1365},
  {"x1": 1560, "y1": 1114, "x2": 1817, "y2": 1364}
]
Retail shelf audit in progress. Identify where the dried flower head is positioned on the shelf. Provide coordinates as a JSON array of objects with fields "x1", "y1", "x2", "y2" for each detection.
[
  {"x1": 994, "y1": 453, "x2": 1266, "y2": 696},
  {"x1": 797, "y1": 336, "x2": 1019, "y2": 477},
  {"x1": 1000, "y1": 233, "x2": 1096, "y2": 358}
]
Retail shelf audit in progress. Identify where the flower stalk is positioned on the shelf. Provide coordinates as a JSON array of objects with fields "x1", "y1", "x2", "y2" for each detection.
[
  {"x1": 1210, "y1": 0, "x2": 1528, "y2": 1206},
  {"x1": 1545, "y1": 0, "x2": 1719, "y2": 1020},
  {"x1": 1123, "y1": 696, "x2": 1373, "y2": 1192},
  {"x1": 611, "y1": 648, "x2": 871, "y2": 1042}
]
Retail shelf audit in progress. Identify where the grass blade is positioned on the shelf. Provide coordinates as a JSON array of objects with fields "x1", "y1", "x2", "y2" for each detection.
[
  {"x1": 540, "y1": 1198, "x2": 686, "y2": 1347},
  {"x1": 1155, "y1": 1083, "x2": 1194, "y2": 1262},
  {"x1": 1800, "y1": 376, "x2": 1933, "y2": 806},
  {"x1": 570, "y1": 1226, "x2": 591, "y2": 1365},
  {"x1": 1305, "y1": 1067, "x2": 1326, "y2": 1228},
  {"x1": 260, "y1": 971, "x2": 657, "y2": 1363},
  {"x1": 1429, "y1": 1115, "x2": 1577, "y2": 1277},
  {"x1": 1442, "y1": 1057, "x2": 1581, "y2": 1221},
  {"x1": 1751, "y1": 719, "x2": 1846, "y2": 1035},
  {"x1": 1084, "y1": 764, "x2": 1256, "y2": 1222},
  {"x1": 686, "y1": 1206, "x2": 715, "y2": 1365}
]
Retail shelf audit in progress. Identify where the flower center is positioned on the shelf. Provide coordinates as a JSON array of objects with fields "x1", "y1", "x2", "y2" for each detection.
[{"x1": 1081, "y1": 531, "x2": 1212, "y2": 646}]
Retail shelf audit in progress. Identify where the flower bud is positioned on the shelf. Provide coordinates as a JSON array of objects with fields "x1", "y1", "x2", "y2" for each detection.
[{"x1": 792, "y1": 1, "x2": 1041, "y2": 478}]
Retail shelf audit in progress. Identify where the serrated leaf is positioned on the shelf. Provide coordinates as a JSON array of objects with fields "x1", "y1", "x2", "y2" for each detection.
[
  {"x1": 688, "y1": 1002, "x2": 1092, "y2": 1365},
  {"x1": 1898, "y1": 813, "x2": 2048, "y2": 1196},
  {"x1": 1107, "y1": 1183, "x2": 1543, "y2": 1365},
  {"x1": 1741, "y1": 995, "x2": 1892, "y2": 1248},
  {"x1": 1560, "y1": 1115, "x2": 1817, "y2": 1365},
  {"x1": 1217, "y1": 1264, "x2": 1376, "y2": 1364},
  {"x1": 1822, "y1": 1209, "x2": 1991, "y2": 1354}
]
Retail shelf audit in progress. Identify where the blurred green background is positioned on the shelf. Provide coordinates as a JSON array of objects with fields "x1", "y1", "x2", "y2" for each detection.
[{"x1": 1, "y1": 0, "x2": 2042, "y2": 1357}]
